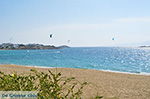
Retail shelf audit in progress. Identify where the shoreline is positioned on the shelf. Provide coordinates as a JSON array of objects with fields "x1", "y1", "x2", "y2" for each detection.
[
  {"x1": 1, "y1": 64, "x2": 150, "y2": 76},
  {"x1": 0, "y1": 64, "x2": 150, "y2": 99}
]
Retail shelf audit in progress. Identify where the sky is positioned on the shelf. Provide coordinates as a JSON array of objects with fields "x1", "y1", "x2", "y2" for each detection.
[{"x1": 0, "y1": 0, "x2": 150, "y2": 47}]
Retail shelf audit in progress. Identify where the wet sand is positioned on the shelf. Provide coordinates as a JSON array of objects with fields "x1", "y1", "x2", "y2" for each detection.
[{"x1": 0, "y1": 64, "x2": 150, "y2": 99}]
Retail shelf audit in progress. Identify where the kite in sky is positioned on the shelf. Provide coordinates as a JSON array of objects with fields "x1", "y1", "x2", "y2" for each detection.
[{"x1": 50, "y1": 34, "x2": 53, "y2": 38}]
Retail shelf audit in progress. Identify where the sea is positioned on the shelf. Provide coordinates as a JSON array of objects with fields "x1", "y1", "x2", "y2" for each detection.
[{"x1": 0, "y1": 47, "x2": 150, "y2": 74}]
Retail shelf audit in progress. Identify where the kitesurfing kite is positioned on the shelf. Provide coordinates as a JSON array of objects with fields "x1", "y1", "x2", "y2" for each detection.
[
  {"x1": 50, "y1": 34, "x2": 53, "y2": 38},
  {"x1": 67, "y1": 40, "x2": 70, "y2": 43},
  {"x1": 112, "y1": 37, "x2": 115, "y2": 41}
]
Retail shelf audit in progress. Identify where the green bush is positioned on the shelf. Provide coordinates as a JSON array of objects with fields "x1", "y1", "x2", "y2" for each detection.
[{"x1": 0, "y1": 70, "x2": 103, "y2": 99}]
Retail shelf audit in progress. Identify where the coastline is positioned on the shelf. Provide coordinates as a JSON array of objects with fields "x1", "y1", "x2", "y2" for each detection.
[
  {"x1": 0, "y1": 64, "x2": 150, "y2": 99},
  {"x1": 1, "y1": 64, "x2": 150, "y2": 76}
]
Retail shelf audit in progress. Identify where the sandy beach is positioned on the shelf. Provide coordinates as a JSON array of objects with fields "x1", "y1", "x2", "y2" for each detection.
[{"x1": 0, "y1": 64, "x2": 150, "y2": 99}]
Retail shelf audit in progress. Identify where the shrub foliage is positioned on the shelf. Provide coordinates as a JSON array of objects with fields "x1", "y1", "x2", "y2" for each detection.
[{"x1": 0, "y1": 70, "x2": 102, "y2": 99}]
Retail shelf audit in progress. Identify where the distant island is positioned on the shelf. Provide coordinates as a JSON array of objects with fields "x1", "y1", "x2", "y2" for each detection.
[
  {"x1": 0, "y1": 43, "x2": 69, "y2": 50},
  {"x1": 139, "y1": 45, "x2": 150, "y2": 48}
]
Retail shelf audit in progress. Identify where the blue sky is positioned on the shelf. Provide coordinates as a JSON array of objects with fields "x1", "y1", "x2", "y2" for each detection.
[{"x1": 0, "y1": 0, "x2": 150, "y2": 47}]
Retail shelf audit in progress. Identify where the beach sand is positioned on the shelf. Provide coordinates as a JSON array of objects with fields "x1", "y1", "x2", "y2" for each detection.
[{"x1": 0, "y1": 64, "x2": 150, "y2": 99}]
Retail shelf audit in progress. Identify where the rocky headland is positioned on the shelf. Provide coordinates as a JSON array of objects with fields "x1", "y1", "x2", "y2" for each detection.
[
  {"x1": 139, "y1": 45, "x2": 150, "y2": 48},
  {"x1": 0, "y1": 43, "x2": 69, "y2": 50}
]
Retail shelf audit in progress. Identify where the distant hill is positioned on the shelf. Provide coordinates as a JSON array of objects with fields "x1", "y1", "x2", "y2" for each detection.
[
  {"x1": 138, "y1": 41, "x2": 150, "y2": 48},
  {"x1": 0, "y1": 43, "x2": 70, "y2": 50},
  {"x1": 139, "y1": 45, "x2": 150, "y2": 48}
]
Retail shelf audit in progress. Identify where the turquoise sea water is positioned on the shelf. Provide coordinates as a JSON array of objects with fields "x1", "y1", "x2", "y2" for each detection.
[{"x1": 0, "y1": 47, "x2": 150, "y2": 74}]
